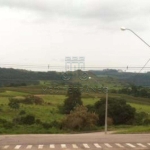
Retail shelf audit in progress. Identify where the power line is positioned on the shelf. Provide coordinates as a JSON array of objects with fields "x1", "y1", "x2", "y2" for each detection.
[
  {"x1": 1, "y1": 64, "x2": 150, "y2": 68},
  {"x1": 139, "y1": 58, "x2": 150, "y2": 73}
]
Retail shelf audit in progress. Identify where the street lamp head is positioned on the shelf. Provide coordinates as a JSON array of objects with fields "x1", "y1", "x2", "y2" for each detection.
[{"x1": 120, "y1": 26, "x2": 126, "y2": 31}]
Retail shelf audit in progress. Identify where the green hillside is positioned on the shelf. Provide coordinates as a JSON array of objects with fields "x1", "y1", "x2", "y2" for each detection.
[{"x1": 91, "y1": 69, "x2": 150, "y2": 87}]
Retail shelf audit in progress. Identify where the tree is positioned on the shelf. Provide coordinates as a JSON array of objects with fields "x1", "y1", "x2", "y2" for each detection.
[
  {"x1": 63, "y1": 84, "x2": 82, "y2": 114},
  {"x1": 93, "y1": 97, "x2": 136, "y2": 125},
  {"x1": 8, "y1": 98, "x2": 20, "y2": 110},
  {"x1": 62, "y1": 105, "x2": 98, "y2": 130}
]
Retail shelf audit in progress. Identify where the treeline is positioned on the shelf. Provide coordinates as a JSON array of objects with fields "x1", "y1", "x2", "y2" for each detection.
[
  {"x1": 91, "y1": 69, "x2": 150, "y2": 86},
  {"x1": 117, "y1": 85, "x2": 150, "y2": 98},
  {"x1": 1, "y1": 67, "x2": 150, "y2": 88},
  {"x1": 0, "y1": 68, "x2": 62, "y2": 87}
]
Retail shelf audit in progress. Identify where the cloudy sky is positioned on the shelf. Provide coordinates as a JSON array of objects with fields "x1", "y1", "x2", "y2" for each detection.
[{"x1": 0, "y1": 0, "x2": 150, "y2": 72}]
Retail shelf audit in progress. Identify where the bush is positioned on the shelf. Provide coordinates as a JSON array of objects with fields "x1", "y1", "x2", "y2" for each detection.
[
  {"x1": 35, "y1": 119, "x2": 42, "y2": 124},
  {"x1": 42, "y1": 122, "x2": 52, "y2": 129},
  {"x1": 8, "y1": 98, "x2": 20, "y2": 110},
  {"x1": 19, "y1": 110, "x2": 26, "y2": 115},
  {"x1": 135, "y1": 112, "x2": 149, "y2": 125},
  {"x1": 3, "y1": 121, "x2": 14, "y2": 129},
  {"x1": 0, "y1": 118, "x2": 14, "y2": 129},
  {"x1": 0, "y1": 108, "x2": 3, "y2": 112},
  {"x1": 50, "y1": 120, "x2": 62, "y2": 128},
  {"x1": 34, "y1": 96, "x2": 44, "y2": 105},
  {"x1": 13, "y1": 114, "x2": 35, "y2": 125},
  {"x1": 143, "y1": 119, "x2": 150, "y2": 125},
  {"x1": 41, "y1": 120, "x2": 61, "y2": 129},
  {"x1": 22, "y1": 95, "x2": 44, "y2": 105},
  {"x1": 21, "y1": 114, "x2": 35, "y2": 125},
  {"x1": 62, "y1": 105, "x2": 98, "y2": 130},
  {"x1": 93, "y1": 97, "x2": 136, "y2": 125}
]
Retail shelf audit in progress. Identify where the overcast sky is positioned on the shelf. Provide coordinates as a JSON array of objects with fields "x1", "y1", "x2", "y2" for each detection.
[{"x1": 0, "y1": 0, "x2": 150, "y2": 72}]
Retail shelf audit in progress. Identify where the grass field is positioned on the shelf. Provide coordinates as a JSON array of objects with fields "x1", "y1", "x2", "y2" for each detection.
[
  {"x1": 112, "y1": 125, "x2": 150, "y2": 134},
  {"x1": 129, "y1": 103, "x2": 150, "y2": 113}
]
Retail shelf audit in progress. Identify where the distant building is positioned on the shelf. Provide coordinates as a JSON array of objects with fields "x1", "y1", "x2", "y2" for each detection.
[{"x1": 65, "y1": 57, "x2": 85, "y2": 71}]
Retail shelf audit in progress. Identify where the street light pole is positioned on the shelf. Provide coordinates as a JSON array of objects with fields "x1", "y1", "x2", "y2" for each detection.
[
  {"x1": 89, "y1": 77, "x2": 108, "y2": 134},
  {"x1": 105, "y1": 87, "x2": 108, "y2": 134},
  {"x1": 120, "y1": 27, "x2": 150, "y2": 48},
  {"x1": 121, "y1": 27, "x2": 150, "y2": 73}
]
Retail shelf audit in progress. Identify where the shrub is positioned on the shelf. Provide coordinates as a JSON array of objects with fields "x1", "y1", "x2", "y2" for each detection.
[
  {"x1": 135, "y1": 112, "x2": 149, "y2": 125},
  {"x1": 3, "y1": 121, "x2": 14, "y2": 129},
  {"x1": 8, "y1": 98, "x2": 20, "y2": 110},
  {"x1": 21, "y1": 114, "x2": 35, "y2": 125},
  {"x1": 13, "y1": 114, "x2": 35, "y2": 125},
  {"x1": 62, "y1": 105, "x2": 98, "y2": 130},
  {"x1": 0, "y1": 118, "x2": 7, "y2": 124},
  {"x1": 42, "y1": 122, "x2": 52, "y2": 129},
  {"x1": 22, "y1": 95, "x2": 44, "y2": 105},
  {"x1": 35, "y1": 119, "x2": 42, "y2": 124},
  {"x1": 0, "y1": 118, "x2": 14, "y2": 129},
  {"x1": 143, "y1": 119, "x2": 150, "y2": 125},
  {"x1": 19, "y1": 110, "x2": 26, "y2": 115},
  {"x1": 23, "y1": 96, "x2": 34, "y2": 104},
  {"x1": 0, "y1": 108, "x2": 3, "y2": 112},
  {"x1": 50, "y1": 120, "x2": 61, "y2": 128},
  {"x1": 34, "y1": 96, "x2": 44, "y2": 105}
]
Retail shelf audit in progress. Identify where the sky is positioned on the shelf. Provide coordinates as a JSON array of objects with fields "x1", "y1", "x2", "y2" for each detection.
[{"x1": 0, "y1": 0, "x2": 150, "y2": 72}]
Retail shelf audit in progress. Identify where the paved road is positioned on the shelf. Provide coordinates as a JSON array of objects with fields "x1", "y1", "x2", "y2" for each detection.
[{"x1": 0, "y1": 133, "x2": 150, "y2": 150}]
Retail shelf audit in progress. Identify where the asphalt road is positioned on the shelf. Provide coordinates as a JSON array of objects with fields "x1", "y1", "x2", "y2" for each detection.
[{"x1": 0, "y1": 132, "x2": 150, "y2": 150}]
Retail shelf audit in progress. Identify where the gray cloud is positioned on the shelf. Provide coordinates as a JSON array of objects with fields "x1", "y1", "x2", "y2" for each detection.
[{"x1": 0, "y1": 0, "x2": 149, "y2": 23}]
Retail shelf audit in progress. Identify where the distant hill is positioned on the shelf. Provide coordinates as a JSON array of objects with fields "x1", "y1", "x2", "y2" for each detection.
[
  {"x1": 0, "y1": 67, "x2": 150, "y2": 87},
  {"x1": 91, "y1": 69, "x2": 150, "y2": 87},
  {"x1": 0, "y1": 67, "x2": 62, "y2": 87}
]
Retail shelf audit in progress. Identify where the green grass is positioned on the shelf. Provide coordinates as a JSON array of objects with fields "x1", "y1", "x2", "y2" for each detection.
[
  {"x1": 40, "y1": 95, "x2": 66, "y2": 105},
  {"x1": 0, "y1": 97, "x2": 9, "y2": 104},
  {"x1": 111, "y1": 125, "x2": 150, "y2": 134},
  {"x1": 0, "y1": 91, "x2": 28, "y2": 97},
  {"x1": 129, "y1": 103, "x2": 150, "y2": 113},
  {"x1": 82, "y1": 97, "x2": 99, "y2": 105},
  {"x1": 1, "y1": 86, "x2": 44, "y2": 94},
  {"x1": 21, "y1": 104, "x2": 64, "y2": 122}
]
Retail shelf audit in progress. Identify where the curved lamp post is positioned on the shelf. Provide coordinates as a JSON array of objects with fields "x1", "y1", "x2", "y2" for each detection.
[
  {"x1": 120, "y1": 27, "x2": 150, "y2": 48},
  {"x1": 121, "y1": 27, "x2": 150, "y2": 72}
]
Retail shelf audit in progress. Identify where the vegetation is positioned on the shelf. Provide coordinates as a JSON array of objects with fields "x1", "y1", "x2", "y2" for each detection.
[
  {"x1": 92, "y1": 69, "x2": 150, "y2": 86},
  {"x1": 119, "y1": 84, "x2": 150, "y2": 98},
  {"x1": 0, "y1": 67, "x2": 150, "y2": 134},
  {"x1": 62, "y1": 84, "x2": 83, "y2": 114},
  {"x1": 62, "y1": 105, "x2": 98, "y2": 130},
  {"x1": 87, "y1": 97, "x2": 136, "y2": 125},
  {"x1": 8, "y1": 98, "x2": 20, "y2": 110},
  {"x1": 0, "y1": 67, "x2": 61, "y2": 87}
]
